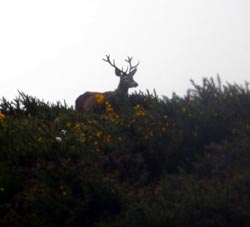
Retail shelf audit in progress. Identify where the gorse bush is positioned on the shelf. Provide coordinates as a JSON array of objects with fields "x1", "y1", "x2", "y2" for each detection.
[{"x1": 0, "y1": 77, "x2": 250, "y2": 226}]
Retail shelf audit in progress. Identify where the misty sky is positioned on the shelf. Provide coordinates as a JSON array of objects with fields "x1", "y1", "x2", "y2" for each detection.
[{"x1": 0, "y1": 0, "x2": 249, "y2": 106}]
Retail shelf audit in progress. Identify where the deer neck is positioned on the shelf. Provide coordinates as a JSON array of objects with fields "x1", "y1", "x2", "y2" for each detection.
[{"x1": 116, "y1": 83, "x2": 129, "y2": 95}]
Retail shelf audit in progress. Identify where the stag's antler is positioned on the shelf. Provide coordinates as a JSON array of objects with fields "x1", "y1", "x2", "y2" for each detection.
[
  {"x1": 125, "y1": 56, "x2": 140, "y2": 73},
  {"x1": 103, "y1": 54, "x2": 139, "y2": 77},
  {"x1": 103, "y1": 54, "x2": 126, "y2": 74}
]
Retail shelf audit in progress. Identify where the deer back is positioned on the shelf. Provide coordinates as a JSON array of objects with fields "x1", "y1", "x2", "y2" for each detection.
[{"x1": 75, "y1": 91, "x2": 113, "y2": 112}]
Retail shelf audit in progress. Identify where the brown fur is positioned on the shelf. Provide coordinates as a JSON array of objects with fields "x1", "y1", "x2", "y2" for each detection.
[{"x1": 75, "y1": 91, "x2": 113, "y2": 112}]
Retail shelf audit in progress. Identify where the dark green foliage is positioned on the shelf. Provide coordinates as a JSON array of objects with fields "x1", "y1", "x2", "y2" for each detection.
[{"x1": 0, "y1": 77, "x2": 250, "y2": 226}]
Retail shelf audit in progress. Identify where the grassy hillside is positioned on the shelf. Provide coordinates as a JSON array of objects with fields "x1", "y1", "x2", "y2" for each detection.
[{"x1": 1, "y1": 77, "x2": 250, "y2": 226}]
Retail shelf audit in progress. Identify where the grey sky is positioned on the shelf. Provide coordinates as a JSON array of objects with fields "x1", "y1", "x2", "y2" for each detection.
[{"x1": 0, "y1": 0, "x2": 249, "y2": 106}]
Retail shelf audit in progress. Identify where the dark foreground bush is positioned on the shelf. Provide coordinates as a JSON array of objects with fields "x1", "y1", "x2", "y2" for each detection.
[{"x1": 0, "y1": 77, "x2": 250, "y2": 226}]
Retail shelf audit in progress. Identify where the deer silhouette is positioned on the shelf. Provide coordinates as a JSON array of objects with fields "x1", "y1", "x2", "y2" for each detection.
[{"x1": 75, "y1": 55, "x2": 139, "y2": 112}]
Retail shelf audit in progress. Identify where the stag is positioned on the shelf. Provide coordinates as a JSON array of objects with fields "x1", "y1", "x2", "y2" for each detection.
[{"x1": 75, "y1": 55, "x2": 139, "y2": 112}]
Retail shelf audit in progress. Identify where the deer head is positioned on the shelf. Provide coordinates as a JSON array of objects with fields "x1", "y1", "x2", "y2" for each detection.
[
  {"x1": 75, "y1": 55, "x2": 139, "y2": 112},
  {"x1": 102, "y1": 54, "x2": 139, "y2": 94}
]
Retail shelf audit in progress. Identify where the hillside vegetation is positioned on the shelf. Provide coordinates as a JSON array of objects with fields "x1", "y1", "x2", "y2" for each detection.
[{"x1": 0, "y1": 77, "x2": 250, "y2": 226}]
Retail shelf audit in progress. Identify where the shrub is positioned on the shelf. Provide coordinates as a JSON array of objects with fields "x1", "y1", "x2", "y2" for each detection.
[{"x1": 1, "y1": 77, "x2": 250, "y2": 226}]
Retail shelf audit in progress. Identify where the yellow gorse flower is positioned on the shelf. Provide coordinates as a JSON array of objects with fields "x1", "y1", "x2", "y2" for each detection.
[
  {"x1": 0, "y1": 113, "x2": 6, "y2": 121},
  {"x1": 96, "y1": 94, "x2": 105, "y2": 104},
  {"x1": 80, "y1": 133, "x2": 86, "y2": 143},
  {"x1": 134, "y1": 104, "x2": 145, "y2": 117},
  {"x1": 105, "y1": 101, "x2": 114, "y2": 113},
  {"x1": 134, "y1": 104, "x2": 141, "y2": 111},
  {"x1": 66, "y1": 122, "x2": 71, "y2": 128},
  {"x1": 104, "y1": 134, "x2": 111, "y2": 143},
  {"x1": 74, "y1": 123, "x2": 81, "y2": 130},
  {"x1": 96, "y1": 131, "x2": 102, "y2": 137}
]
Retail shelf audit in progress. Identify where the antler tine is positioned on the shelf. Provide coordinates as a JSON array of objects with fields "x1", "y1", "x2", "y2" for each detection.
[
  {"x1": 125, "y1": 56, "x2": 132, "y2": 72},
  {"x1": 125, "y1": 56, "x2": 139, "y2": 72},
  {"x1": 133, "y1": 60, "x2": 140, "y2": 68},
  {"x1": 102, "y1": 54, "x2": 111, "y2": 64},
  {"x1": 125, "y1": 56, "x2": 133, "y2": 64}
]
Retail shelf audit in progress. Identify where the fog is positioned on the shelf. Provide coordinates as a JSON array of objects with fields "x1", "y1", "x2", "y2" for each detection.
[{"x1": 0, "y1": 0, "x2": 249, "y2": 106}]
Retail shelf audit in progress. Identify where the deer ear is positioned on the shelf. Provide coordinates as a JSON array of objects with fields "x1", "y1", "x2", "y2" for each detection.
[
  {"x1": 129, "y1": 69, "x2": 137, "y2": 77},
  {"x1": 115, "y1": 68, "x2": 122, "y2": 77}
]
